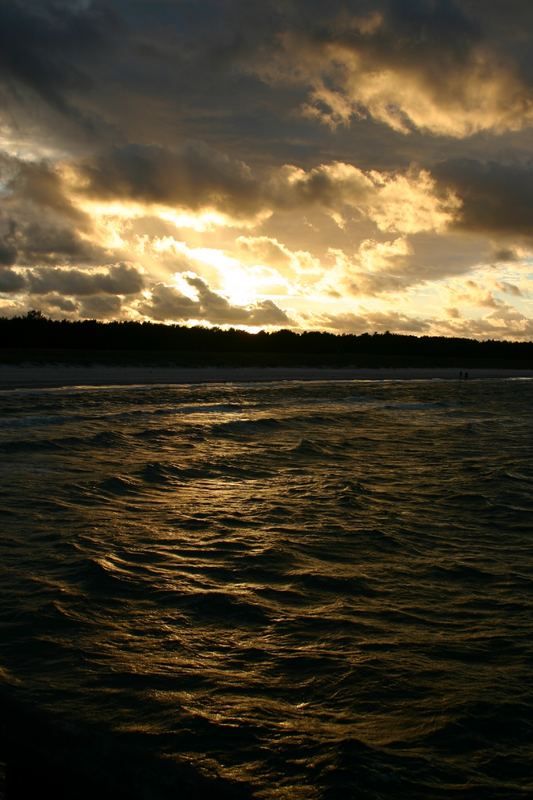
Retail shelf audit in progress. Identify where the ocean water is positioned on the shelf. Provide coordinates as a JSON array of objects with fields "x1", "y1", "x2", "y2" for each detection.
[{"x1": 0, "y1": 378, "x2": 532, "y2": 799}]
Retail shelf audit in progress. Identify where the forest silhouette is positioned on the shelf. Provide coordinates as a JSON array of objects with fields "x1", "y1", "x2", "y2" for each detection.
[{"x1": 1, "y1": 312, "x2": 532, "y2": 368}]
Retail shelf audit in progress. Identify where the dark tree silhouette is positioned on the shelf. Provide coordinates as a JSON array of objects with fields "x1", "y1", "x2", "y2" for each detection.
[{"x1": 0, "y1": 313, "x2": 531, "y2": 368}]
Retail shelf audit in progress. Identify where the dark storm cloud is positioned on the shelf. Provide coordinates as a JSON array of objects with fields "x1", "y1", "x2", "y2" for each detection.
[
  {"x1": 79, "y1": 142, "x2": 372, "y2": 218},
  {"x1": 193, "y1": 0, "x2": 477, "y2": 67},
  {"x1": 1, "y1": 153, "x2": 86, "y2": 223},
  {"x1": 0, "y1": 217, "x2": 19, "y2": 267},
  {"x1": 42, "y1": 293, "x2": 78, "y2": 313},
  {"x1": 492, "y1": 247, "x2": 520, "y2": 263},
  {"x1": 141, "y1": 283, "x2": 197, "y2": 322},
  {"x1": 0, "y1": 154, "x2": 106, "y2": 266},
  {"x1": 3, "y1": 1, "x2": 533, "y2": 158},
  {"x1": 269, "y1": 1, "x2": 533, "y2": 137},
  {"x1": 298, "y1": 0, "x2": 480, "y2": 74},
  {"x1": 79, "y1": 143, "x2": 386, "y2": 220},
  {"x1": 79, "y1": 293, "x2": 123, "y2": 319},
  {"x1": 2, "y1": 156, "x2": 85, "y2": 221},
  {"x1": 434, "y1": 159, "x2": 533, "y2": 238},
  {"x1": 142, "y1": 275, "x2": 292, "y2": 326},
  {"x1": 462, "y1": 0, "x2": 533, "y2": 40},
  {"x1": 0, "y1": 0, "x2": 294, "y2": 159},
  {"x1": 0, "y1": 217, "x2": 104, "y2": 267},
  {"x1": 26, "y1": 263, "x2": 144, "y2": 296},
  {"x1": 0, "y1": 1, "x2": 519, "y2": 155},
  {"x1": 0, "y1": 0, "x2": 115, "y2": 118},
  {"x1": 7, "y1": 1, "x2": 527, "y2": 235},
  {"x1": 80, "y1": 142, "x2": 261, "y2": 215},
  {"x1": 3, "y1": 2, "x2": 533, "y2": 220},
  {"x1": 0, "y1": 240, "x2": 18, "y2": 267},
  {"x1": 0, "y1": 268, "x2": 25, "y2": 293}
]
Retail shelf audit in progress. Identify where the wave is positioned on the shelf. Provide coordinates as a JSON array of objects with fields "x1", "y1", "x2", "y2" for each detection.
[
  {"x1": 1, "y1": 377, "x2": 533, "y2": 799},
  {"x1": 288, "y1": 438, "x2": 348, "y2": 457},
  {"x1": 211, "y1": 416, "x2": 283, "y2": 436}
]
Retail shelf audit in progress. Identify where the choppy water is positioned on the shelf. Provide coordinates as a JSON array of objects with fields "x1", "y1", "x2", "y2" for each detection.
[{"x1": 1, "y1": 378, "x2": 532, "y2": 799}]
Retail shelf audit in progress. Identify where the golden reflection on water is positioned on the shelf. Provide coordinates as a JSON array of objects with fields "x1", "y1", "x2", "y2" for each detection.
[{"x1": 1, "y1": 380, "x2": 532, "y2": 798}]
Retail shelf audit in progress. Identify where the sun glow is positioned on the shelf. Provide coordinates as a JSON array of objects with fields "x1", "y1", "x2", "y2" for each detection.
[
  {"x1": 185, "y1": 248, "x2": 262, "y2": 305},
  {"x1": 77, "y1": 199, "x2": 210, "y2": 227},
  {"x1": 158, "y1": 208, "x2": 236, "y2": 231},
  {"x1": 73, "y1": 193, "x2": 270, "y2": 234}
]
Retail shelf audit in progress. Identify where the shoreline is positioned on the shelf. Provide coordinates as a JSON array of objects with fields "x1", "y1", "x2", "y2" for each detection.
[{"x1": 1, "y1": 364, "x2": 532, "y2": 390}]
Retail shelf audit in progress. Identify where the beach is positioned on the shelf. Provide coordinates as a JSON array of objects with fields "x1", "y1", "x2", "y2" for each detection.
[{"x1": 1, "y1": 363, "x2": 532, "y2": 390}]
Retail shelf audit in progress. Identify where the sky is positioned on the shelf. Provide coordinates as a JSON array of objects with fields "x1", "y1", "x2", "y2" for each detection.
[{"x1": 1, "y1": 0, "x2": 532, "y2": 339}]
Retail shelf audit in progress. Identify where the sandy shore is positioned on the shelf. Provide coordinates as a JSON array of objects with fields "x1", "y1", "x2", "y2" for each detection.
[{"x1": 1, "y1": 364, "x2": 532, "y2": 389}]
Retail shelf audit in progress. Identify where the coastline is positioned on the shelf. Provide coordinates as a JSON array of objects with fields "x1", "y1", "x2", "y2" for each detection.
[{"x1": 1, "y1": 363, "x2": 532, "y2": 390}]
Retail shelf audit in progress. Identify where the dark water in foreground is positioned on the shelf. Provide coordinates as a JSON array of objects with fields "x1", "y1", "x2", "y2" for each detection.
[{"x1": 1, "y1": 379, "x2": 532, "y2": 798}]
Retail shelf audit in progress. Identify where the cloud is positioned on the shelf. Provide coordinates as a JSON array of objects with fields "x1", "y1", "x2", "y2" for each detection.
[
  {"x1": 25, "y1": 263, "x2": 144, "y2": 296},
  {"x1": 319, "y1": 309, "x2": 431, "y2": 335},
  {"x1": 79, "y1": 144, "x2": 460, "y2": 234},
  {"x1": 257, "y1": 1, "x2": 533, "y2": 137},
  {"x1": 79, "y1": 142, "x2": 261, "y2": 217},
  {"x1": 0, "y1": 153, "x2": 104, "y2": 266},
  {"x1": 41, "y1": 294, "x2": 79, "y2": 314},
  {"x1": 3, "y1": 1, "x2": 533, "y2": 151},
  {"x1": 319, "y1": 297, "x2": 533, "y2": 341},
  {"x1": 1, "y1": 154, "x2": 85, "y2": 221},
  {"x1": 236, "y1": 236, "x2": 293, "y2": 269},
  {"x1": 0, "y1": 2, "x2": 531, "y2": 338},
  {"x1": 433, "y1": 159, "x2": 533, "y2": 238},
  {"x1": 140, "y1": 274, "x2": 292, "y2": 326},
  {"x1": 4, "y1": 261, "x2": 144, "y2": 318},
  {"x1": 497, "y1": 281, "x2": 522, "y2": 297},
  {"x1": 437, "y1": 306, "x2": 533, "y2": 340},
  {"x1": 235, "y1": 236, "x2": 322, "y2": 283},
  {"x1": 328, "y1": 238, "x2": 412, "y2": 296},
  {"x1": 0, "y1": 240, "x2": 17, "y2": 267},
  {"x1": 139, "y1": 283, "x2": 198, "y2": 322},
  {"x1": 492, "y1": 247, "x2": 520, "y2": 263},
  {"x1": 3, "y1": 220, "x2": 104, "y2": 266},
  {"x1": 0, "y1": 0, "x2": 115, "y2": 119},
  {"x1": 327, "y1": 230, "x2": 490, "y2": 296},
  {"x1": 362, "y1": 169, "x2": 460, "y2": 234},
  {"x1": 0, "y1": 268, "x2": 25, "y2": 293},
  {"x1": 79, "y1": 293, "x2": 123, "y2": 319}
]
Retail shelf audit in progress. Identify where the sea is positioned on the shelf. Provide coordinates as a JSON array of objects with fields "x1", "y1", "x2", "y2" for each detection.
[{"x1": 1, "y1": 377, "x2": 532, "y2": 799}]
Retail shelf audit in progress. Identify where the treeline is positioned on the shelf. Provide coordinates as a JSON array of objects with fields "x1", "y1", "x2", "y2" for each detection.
[{"x1": 1, "y1": 312, "x2": 532, "y2": 367}]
